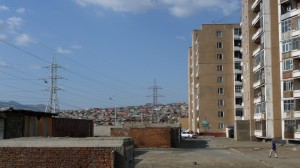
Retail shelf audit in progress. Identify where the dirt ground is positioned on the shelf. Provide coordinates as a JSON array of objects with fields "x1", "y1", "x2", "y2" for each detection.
[{"x1": 134, "y1": 137, "x2": 300, "y2": 168}]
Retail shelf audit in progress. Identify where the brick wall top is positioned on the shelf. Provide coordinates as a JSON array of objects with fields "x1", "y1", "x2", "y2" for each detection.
[{"x1": 0, "y1": 137, "x2": 133, "y2": 148}]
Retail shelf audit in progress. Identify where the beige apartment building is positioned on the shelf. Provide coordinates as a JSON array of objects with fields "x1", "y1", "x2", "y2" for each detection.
[
  {"x1": 188, "y1": 24, "x2": 242, "y2": 136},
  {"x1": 239, "y1": 0, "x2": 282, "y2": 140},
  {"x1": 279, "y1": 0, "x2": 300, "y2": 141}
]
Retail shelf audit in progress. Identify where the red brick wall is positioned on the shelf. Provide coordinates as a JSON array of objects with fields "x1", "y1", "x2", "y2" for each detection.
[
  {"x1": 0, "y1": 147, "x2": 114, "y2": 167},
  {"x1": 129, "y1": 128, "x2": 171, "y2": 148}
]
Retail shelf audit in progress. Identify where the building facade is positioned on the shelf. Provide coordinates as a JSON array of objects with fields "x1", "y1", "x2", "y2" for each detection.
[
  {"x1": 279, "y1": 0, "x2": 300, "y2": 141},
  {"x1": 240, "y1": 0, "x2": 282, "y2": 140},
  {"x1": 188, "y1": 24, "x2": 242, "y2": 136}
]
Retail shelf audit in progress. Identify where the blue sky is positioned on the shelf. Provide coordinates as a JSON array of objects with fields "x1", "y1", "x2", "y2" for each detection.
[{"x1": 0, "y1": 0, "x2": 241, "y2": 109}]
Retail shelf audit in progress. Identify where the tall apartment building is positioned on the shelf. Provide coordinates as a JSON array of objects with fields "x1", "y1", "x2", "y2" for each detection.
[
  {"x1": 188, "y1": 24, "x2": 242, "y2": 136},
  {"x1": 239, "y1": 0, "x2": 281, "y2": 140},
  {"x1": 279, "y1": 0, "x2": 300, "y2": 141}
]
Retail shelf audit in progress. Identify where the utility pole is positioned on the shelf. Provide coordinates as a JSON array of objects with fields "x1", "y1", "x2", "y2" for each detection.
[
  {"x1": 148, "y1": 79, "x2": 163, "y2": 123},
  {"x1": 109, "y1": 98, "x2": 117, "y2": 126},
  {"x1": 45, "y1": 56, "x2": 62, "y2": 113}
]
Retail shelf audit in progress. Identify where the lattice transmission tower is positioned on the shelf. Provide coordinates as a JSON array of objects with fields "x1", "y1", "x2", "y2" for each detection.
[
  {"x1": 148, "y1": 79, "x2": 163, "y2": 107},
  {"x1": 45, "y1": 56, "x2": 63, "y2": 113}
]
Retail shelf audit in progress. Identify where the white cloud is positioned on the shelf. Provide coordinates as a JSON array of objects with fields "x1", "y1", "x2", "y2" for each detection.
[
  {"x1": 56, "y1": 46, "x2": 72, "y2": 54},
  {"x1": 0, "y1": 34, "x2": 7, "y2": 40},
  {"x1": 16, "y1": 7, "x2": 26, "y2": 14},
  {"x1": 6, "y1": 16, "x2": 23, "y2": 32},
  {"x1": 71, "y1": 44, "x2": 82, "y2": 49},
  {"x1": 176, "y1": 35, "x2": 186, "y2": 40},
  {"x1": 0, "y1": 5, "x2": 9, "y2": 12},
  {"x1": 75, "y1": 0, "x2": 156, "y2": 13},
  {"x1": 15, "y1": 33, "x2": 34, "y2": 46},
  {"x1": 0, "y1": 60, "x2": 10, "y2": 68},
  {"x1": 161, "y1": 0, "x2": 240, "y2": 17},
  {"x1": 74, "y1": 0, "x2": 240, "y2": 17}
]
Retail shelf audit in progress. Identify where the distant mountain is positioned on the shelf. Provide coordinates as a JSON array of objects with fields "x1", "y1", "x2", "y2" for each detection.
[{"x1": 0, "y1": 101, "x2": 46, "y2": 112}]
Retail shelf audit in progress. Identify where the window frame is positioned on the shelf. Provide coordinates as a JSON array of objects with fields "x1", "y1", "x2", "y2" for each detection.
[
  {"x1": 283, "y1": 80, "x2": 294, "y2": 91},
  {"x1": 217, "y1": 76, "x2": 223, "y2": 83},
  {"x1": 217, "y1": 42, "x2": 222, "y2": 49},
  {"x1": 217, "y1": 65, "x2": 223, "y2": 71},
  {"x1": 218, "y1": 99, "x2": 224, "y2": 106},
  {"x1": 283, "y1": 59, "x2": 293, "y2": 71},
  {"x1": 218, "y1": 111, "x2": 224, "y2": 118},
  {"x1": 217, "y1": 31, "x2": 222, "y2": 37},
  {"x1": 217, "y1": 53, "x2": 223, "y2": 60},
  {"x1": 217, "y1": 88, "x2": 224, "y2": 94}
]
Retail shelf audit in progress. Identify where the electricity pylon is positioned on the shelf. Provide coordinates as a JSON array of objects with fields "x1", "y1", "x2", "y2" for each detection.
[{"x1": 45, "y1": 56, "x2": 62, "y2": 113}]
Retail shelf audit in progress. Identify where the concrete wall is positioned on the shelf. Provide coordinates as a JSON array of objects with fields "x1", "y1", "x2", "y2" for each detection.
[{"x1": 235, "y1": 120, "x2": 250, "y2": 141}]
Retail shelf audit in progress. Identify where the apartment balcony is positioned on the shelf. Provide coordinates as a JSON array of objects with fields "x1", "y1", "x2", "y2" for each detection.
[
  {"x1": 295, "y1": 111, "x2": 300, "y2": 118},
  {"x1": 253, "y1": 45, "x2": 263, "y2": 56},
  {"x1": 252, "y1": 28, "x2": 263, "y2": 42},
  {"x1": 254, "y1": 130, "x2": 264, "y2": 137},
  {"x1": 254, "y1": 95, "x2": 265, "y2": 104},
  {"x1": 235, "y1": 104, "x2": 243, "y2": 109},
  {"x1": 253, "y1": 79, "x2": 265, "y2": 88},
  {"x1": 252, "y1": 12, "x2": 262, "y2": 27},
  {"x1": 251, "y1": 0, "x2": 261, "y2": 12},
  {"x1": 234, "y1": 46, "x2": 241, "y2": 51},
  {"x1": 235, "y1": 116, "x2": 244, "y2": 120},
  {"x1": 254, "y1": 113, "x2": 266, "y2": 120},
  {"x1": 281, "y1": 9, "x2": 300, "y2": 21},
  {"x1": 280, "y1": 0, "x2": 289, "y2": 3},
  {"x1": 292, "y1": 50, "x2": 300, "y2": 57},
  {"x1": 282, "y1": 111, "x2": 294, "y2": 119},
  {"x1": 235, "y1": 92, "x2": 242, "y2": 97},
  {"x1": 292, "y1": 29, "x2": 300, "y2": 37},
  {"x1": 295, "y1": 132, "x2": 300, "y2": 139},
  {"x1": 294, "y1": 90, "x2": 300, "y2": 98},
  {"x1": 235, "y1": 68, "x2": 242, "y2": 74},
  {"x1": 293, "y1": 69, "x2": 300, "y2": 78},
  {"x1": 234, "y1": 34, "x2": 240, "y2": 40}
]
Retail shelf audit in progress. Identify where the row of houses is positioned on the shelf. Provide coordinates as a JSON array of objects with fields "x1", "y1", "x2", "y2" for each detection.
[{"x1": 188, "y1": 0, "x2": 300, "y2": 142}]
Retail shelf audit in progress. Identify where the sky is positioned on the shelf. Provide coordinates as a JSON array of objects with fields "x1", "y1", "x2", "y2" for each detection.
[{"x1": 0, "y1": 0, "x2": 241, "y2": 110}]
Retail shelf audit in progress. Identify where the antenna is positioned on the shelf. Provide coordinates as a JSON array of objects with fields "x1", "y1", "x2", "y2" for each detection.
[{"x1": 45, "y1": 56, "x2": 63, "y2": 113}]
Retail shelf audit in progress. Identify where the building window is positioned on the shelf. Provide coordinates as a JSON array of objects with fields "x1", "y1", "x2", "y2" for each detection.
[
  {"x1": 218, "y1": 99, "x2": 224, "y2": 106},
  {"x1": 283, "y1": 59, "x2": 293, "y2": 71},
  {"x1": 235, "y1": 62, "x2": 241, "y2": 70},
  {"x1": 218, "y1": 111, "x2": 224, "y2": 118},
  {"x1": 284, "y1": 120, "x2": 295, "y2": 132},
  {"x1": 217, "y1": 54, "x2": 223, "y2": 60},
  {"x1": 296, "y1": 18, "x2": 300, "y2": 30},
  {"x1": 282, "y1": 40, "x2": 292, "y2": 53},
  {"x1": 234, "y1": 51, "x2": 242, "y2": 59},
  {"x1": 217, "y1": 65, "x2": 223, "y2": 71},
  {"x1": 284, "y1": 99, "x2": 295, "y2": 112},
  {"x1": 283, "y1": 80, "x2": 294, "y2": 91},
  {"x1": 234, "y1": 28, "x2": 241, "y2": 36},
  {"x1": 234, "y1": 40, "x2": 241, "y2": 47},
  {"x1": 235, "y1": 74, "x2": 242, "y2": 82},
  {"x1": 236, "y1": 110, "x2": 243, "y2": 117},
  {"x1": 217, "y1": 31, "x2": 222, "y2": 37},
  {"x1": 218, "y1": 123, "x2": 224, "y2": 129},
  {"x1": 281, "y1": 19, "x2": 292, "y2": 33},
  {"x1": 217, "y1": 76, "x2": 223, "y2": 83},
  {"x1": 217, "y1": 88, "x2": 224, "y2": 94},
  {"x1": 217, "y1": 42, "x2": 222, "y2": 48},
  {"x1": 293, "y1": 37, "x2": 300, "y2": 50},
  {"x1": 235, "y1": 85, "x2": 242, "y2": 93}
]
